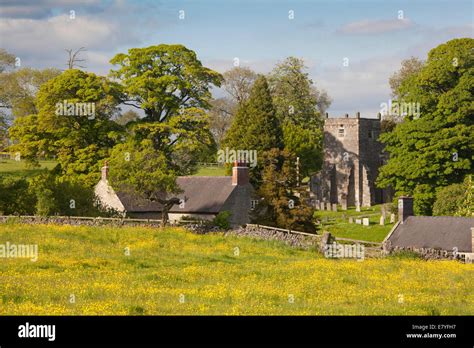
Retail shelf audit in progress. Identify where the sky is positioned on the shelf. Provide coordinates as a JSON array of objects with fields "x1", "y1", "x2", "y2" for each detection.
[{"x1": 0, "y1": 0, "x2": 472, "y2": 117}]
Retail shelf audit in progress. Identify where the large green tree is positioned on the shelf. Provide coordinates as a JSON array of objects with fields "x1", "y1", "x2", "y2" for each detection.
[
  {"x1": 253, "y1": 148, "x2": 315, "y2": 232},
  {"x1": 223, "y1": 75, "x2": 283, "y2": 156},
  {"x1": 377, "y1": 38, "x2": 474, "y2": 215},
  {"x1": 8, "y1": 69, "x2": 124, "y2": 186},
  {"x1": 267, "y1": 57, "x2": 327, "y2": 176},
  {"x1": 0, "y1": 67, "x2": 60, "y2": 118},
  {"x1": 109, "y1": 44, "x2": 223, "y2": 122}
]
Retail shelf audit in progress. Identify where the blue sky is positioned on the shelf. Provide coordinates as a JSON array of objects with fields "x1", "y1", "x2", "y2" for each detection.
[{"x1": 0, "y1": 0, "x2": 472, "y2": 116}]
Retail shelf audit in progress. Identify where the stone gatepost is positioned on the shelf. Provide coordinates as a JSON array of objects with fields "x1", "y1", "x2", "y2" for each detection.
[{"x1": 320, "y1": 231, "x2": 334, "y2": 254}]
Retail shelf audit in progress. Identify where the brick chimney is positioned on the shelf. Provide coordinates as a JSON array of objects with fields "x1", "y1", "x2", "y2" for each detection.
[
  {"x1": 101, "y1": 161, "x2": 109, "y2": 181},
  {"x1": 398, "y1": 196, "x2": 413, "y2": 223},
  {"x1": 232, "y1": 161, "x2": 249, "y2": 186}
]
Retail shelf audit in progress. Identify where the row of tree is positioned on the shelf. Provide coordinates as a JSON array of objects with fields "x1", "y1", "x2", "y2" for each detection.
[{"x1": 0, "y1": 45, "x2": 328, "y2": 228}]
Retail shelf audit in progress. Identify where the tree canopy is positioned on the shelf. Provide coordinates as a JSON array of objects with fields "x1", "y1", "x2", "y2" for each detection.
[
  {"x1": 8, "y1": 69, "x2": 124, "y2": 186},
  {"x1": 377, "y1": 38, "x2": 474, "y2": 215},
  {"x1": 109, "y1": 44, "x2": 223, "y2": 122},
  {"x1": 223, "y1": 75, "x2": 283, "y2": 156}
]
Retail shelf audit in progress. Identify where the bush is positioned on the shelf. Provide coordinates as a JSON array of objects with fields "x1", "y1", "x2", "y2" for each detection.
[
  {"x1": 0, "y1": 176, "x2": 36, "y2": 215},
  {"x1": 212, "y1": 211, "x2": 232, "y2": 230},
  {"x1": 413, "y1": 184, "x2": 436, "y2": 216},
  {"x1": 433, "y1": 183, "x2": 465, "y2": 216},
  {"x1": 28, "y1": 173, "x2": 100, "y2": 216}
]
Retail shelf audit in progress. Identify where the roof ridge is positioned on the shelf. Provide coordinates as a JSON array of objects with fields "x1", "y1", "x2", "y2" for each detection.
[
  {"x1": 408, "y1": 215, "x2": 473, "y2": 219},
  {"x1": 178, "y1": 175, "x2": 231, "y2": 178}
]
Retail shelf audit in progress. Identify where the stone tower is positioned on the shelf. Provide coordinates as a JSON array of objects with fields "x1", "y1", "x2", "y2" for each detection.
[{"x1": 311, "y1": 112, "x2": 391, "y2": 208}]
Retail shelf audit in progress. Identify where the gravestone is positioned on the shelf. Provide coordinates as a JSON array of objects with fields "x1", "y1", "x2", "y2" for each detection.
[
  {"x1": 362, "y1": 218, "x2": 370, "y2": 226},
  {"x1": 390, "y1": 213, "x2": 395, "y2": 224},
  {"x1": 332, "y1": 203, "x2": 337, "y2": 212},
  {"x1": 349, "y1": 217, "x2": 354, "y2": 224},
  {"x1": 355, "y1": 219, "x2": 362, "y2": 225},
  {"x1": 320, "y1": 202, "x2": 325, "y2": 211},
  {"x1": 381, "y1": 204, "x2": 387, "y2": 219},
  {"x1": 380, "y1": 216, "x2": 385, "y2": 226},
  {"x1": 326, "y1": 202, "x2": 331, "y2": 211},
  {"x1": 355, "y1": 203, "x2": 361, "y2": 212},
  {"x1": 341, "y1": 198, "x2": 348, "y2": 211}
]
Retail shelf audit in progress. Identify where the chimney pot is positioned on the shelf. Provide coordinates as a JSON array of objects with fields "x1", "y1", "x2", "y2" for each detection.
[
  {"x1": 232, "y1": 161, "x2": 249, "y2": 186},
  {"x1": 398, "y1": 196, "x2": 414, "y2": 223},
  {"x1": 101, "y1": 160, "x2": 109, "y2": 181},
  {"x1": 345, "y1": 113, "x2": 349, "y2": 118},
  {"x1": 325, "y1": 112, "x2": 329, "y2": 119},
  {"x1": 377, "y1": 112, "x2": 382, "y2": 120},
  {"x1": 356, "y1": 111, "x2": 360, "y2": 118}
]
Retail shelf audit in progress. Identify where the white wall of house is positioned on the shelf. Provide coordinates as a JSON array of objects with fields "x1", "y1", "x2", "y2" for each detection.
[{"x1": 94, "y1": 180, "x2": 125, "y2": 213}]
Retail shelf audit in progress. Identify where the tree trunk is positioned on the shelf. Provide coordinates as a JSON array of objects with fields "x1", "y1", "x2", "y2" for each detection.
[{"x1": 157, "y1": 197, "x2": 180, "y2": 228}]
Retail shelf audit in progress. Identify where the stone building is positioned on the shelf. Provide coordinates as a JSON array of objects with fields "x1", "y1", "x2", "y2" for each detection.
[
  {"x1": 311, "y1": 112, "x2": 392, "y2": 208},
  {"x1": 95, "y1": 161, "x2": 256, "y2": 226}
]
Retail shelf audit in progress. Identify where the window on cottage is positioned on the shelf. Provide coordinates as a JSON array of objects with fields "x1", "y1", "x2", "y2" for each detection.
[{"x1": 250, "y1": 200, "x2": 259, "y2": 210}]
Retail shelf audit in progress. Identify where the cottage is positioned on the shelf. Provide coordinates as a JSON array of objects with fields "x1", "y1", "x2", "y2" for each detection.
[
  {"x1": 94, "y1": 161, "x2": 256, "y2": 226},
  {"x1": 383, "y1": 196, "x2": 474, "y2": 260}
]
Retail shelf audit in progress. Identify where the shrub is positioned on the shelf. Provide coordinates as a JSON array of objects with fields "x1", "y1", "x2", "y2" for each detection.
[
  {"x1": 433, "y1": 183, "x2": 465, "y2": 216},
  {"x1": 0, "y1": 176, "x2": 36, "y2": 215},
  {"x1": 212, "y1": 211, "x2": 232, "y2": 230}
]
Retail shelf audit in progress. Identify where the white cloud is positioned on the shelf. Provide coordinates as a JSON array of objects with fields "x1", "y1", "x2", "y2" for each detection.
[
  {"x1": 338, "y1": 18, "x2": 413, "y2": 35},
  {"x1": 0, "y1": 13, "x2": 144, "y2": 72},
  {"x1": 316, "y1": 56, "x2": 403, "y2": 117}
]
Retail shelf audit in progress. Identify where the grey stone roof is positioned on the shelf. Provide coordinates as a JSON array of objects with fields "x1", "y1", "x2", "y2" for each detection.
[
  {"x1": 117, "y1": 176, "x2": 237, "y2": 214},
  {"x1": 170, "y1": 176, "x2": 236, "y2": 213},
  {"x1": 386, "y1": 216, "x2": 473, "y2": 252}
]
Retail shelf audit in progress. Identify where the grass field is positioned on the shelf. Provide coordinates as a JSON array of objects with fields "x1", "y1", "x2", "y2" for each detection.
[
  {"x1": 0, "y1": 159, "x2": 226, "y2": 178},
  {"x1": 315, "y1": 205, "x2": 394, "y2": 242},
  {"x1": 193, "y1": 165, "x2": 227, "y2": 176},
  {"x1": 0, "y1": 159, "x2": 57, "y2": 177},
  {"x1": 0, "y1": 223, "x2": 472, "y2": 315}
]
